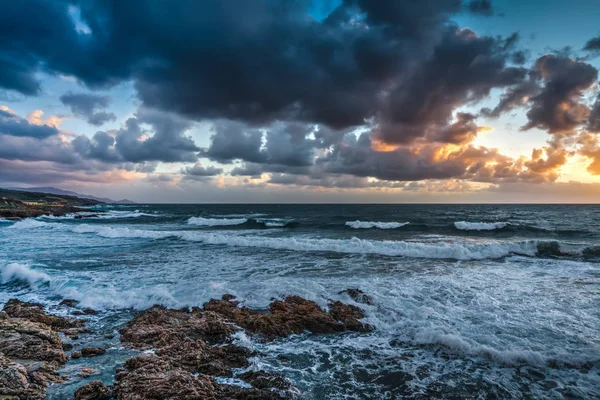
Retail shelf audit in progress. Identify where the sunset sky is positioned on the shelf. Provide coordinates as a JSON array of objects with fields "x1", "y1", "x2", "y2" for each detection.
[{"x1": 1, "y1": 0, "x2": 600, "y2": 202}]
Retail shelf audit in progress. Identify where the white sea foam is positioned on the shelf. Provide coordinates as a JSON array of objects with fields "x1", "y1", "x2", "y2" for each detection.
[
  {"x1": 70, "y1": 225, "x2": 541, "y2": 260},
  {"x1": 346, "y1": 220, "x2": 409, "y2": 229},
  {"x1": 454, "y1": 221, "x2": 508, "y2": 231},
  {"x1": 188, "y1": 217, "x2": 247, "y2": 226},
  {"x1": 1, "y1": 263, "x2": 50, "y2": 287},
  {"x1": 255, "y1": 218, "x2": 293, "y2": 227},
  {"x1": 8, "y1": 219, "x2": 59, "y2": 229}
]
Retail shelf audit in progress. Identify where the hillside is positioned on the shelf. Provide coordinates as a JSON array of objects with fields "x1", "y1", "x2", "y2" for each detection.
[{"x1": 0, "y1": 188, "x2": 101, "y2": 220}]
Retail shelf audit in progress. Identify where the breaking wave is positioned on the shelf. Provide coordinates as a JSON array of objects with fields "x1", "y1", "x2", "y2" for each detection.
[
  {"x1": 1, "y1": 263, "x2": 50, "y2": 287},
  {"x1": 454, "y1": 221, "x2": 508, "y2": 231},
  {"x1": 254, "y1": 218, "x2": 294, "y2": 227},
  {"x1": 188, "y1": 217, "x2": 248, "y2": 226},
  {"x1": 69, "y1": 225, "x2": 566, "y2": 260},
  {"x1": 346, "y1": 220, "x2": 410, "y2": 229}
]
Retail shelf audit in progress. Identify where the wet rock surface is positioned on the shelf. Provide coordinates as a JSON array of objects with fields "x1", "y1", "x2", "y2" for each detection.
[
  {"x1": 0, "y1": 300, "x2": 79, "y2": 399},
  {"x1": 1, "y1": 293, "x2": 372, "y2": 399},
  {"x1": 203, "y1": 294, "x2": 372, "y2": 339}
]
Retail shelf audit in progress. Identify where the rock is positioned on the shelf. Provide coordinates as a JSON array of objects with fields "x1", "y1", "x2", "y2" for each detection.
[
  {"x1": 71, "y1": 351, "x2": 82, "y2": 359},
  {"x1": 0, "y1": 317, "x2": 68, "y2": 363},
  {"x1": 74, "y1": 380, "x2": 113, "y2": 400},
  {"x1": 63, "y1": 342, "x2": 74, "y2": 351},
  {"x1": 204, "y1": 294, "x2": 371, "y2": 339},
  {"x1": 113, "y1": 354, "x2": 291, "y2": 400},
  {"x1": 78, "y1": 367, "x2": 97, "y2": 378},
  {"x1": 64, "y1": 327, "x2": 91, "y2": 336},
  {"x1": 59, "y1": 299, "x2": 79, "y2": 308},
  {"x1": 81, "y1": 347, "x2": 106, "y2": 357},
  {"x1": 0, "y1": 353, "x2": 62, "y2": 400},
  {"x1": 238, "y1": 370, "x2": 292, "y2": 390},
  {"x1": 339, "y1": 288, "x2": 374, "y2": 305},
  {"x1": 3, "y1": 299, "x2": 84, "y2": 331},
  {"x1": 103, "y1": 333, "x2": 115, "y2": 339},
  {"x1": 329, "y1": 301, "x2": 373, "y2": 332},
  {"x1": 83, "y1": 308, "x2": 97, "y2": 315},
  {"x1": 119, "y1": 305, "x2": 237, "y2": 348}
]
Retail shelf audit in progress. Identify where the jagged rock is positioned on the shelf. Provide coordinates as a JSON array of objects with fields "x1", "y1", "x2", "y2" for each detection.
[
  {"x1": 83, "y1": 308, "x2": 97, "y2": 315},
  {"x1": 71, "y1": 351, "x2": 82, "y2": 359},
  {"x1": 3, "y1": 299, "x2": 83, "y2": 331},
  {"x1": 81, "y1": 347, "x2": 106, "y2": 357},
  {"x1": 329, "y1": 301, "x2": 373, "y2": 332},
  {"x1": 78, "y1": 367, "x2": 97, "y2": 378},
  {"x1": 204, "y1": 294, "x2": 371, "y2": 339},
  {"x1": 113, "y1": 354, "x2": 290, "y2": 400},
  {"x1": 119, "y1": 305, "x2": 237, "y2": 348},
  {"x1": 339, "y1": 288, "x2": 375, "y2": 305},
  {"x1": 59, "y1": 299, "x2": 79, "y2": 308},
  {"x1": 0, "y1": 317, "x2": 68, "y2": 363},
  {"x1": 238, "y1": 370, "x2": 292, "y2": 390},
  {"x1": 114, "y1": 354, "x2": 222, "y2": 400},
  {"x1": 0, "y1": 353, "x2": 63, "y2": 400},
  {"x1": 64, "y1": 327, "x2": 91, "y2": 336},
  {"x1": 74, "y1": 380, "x2": 113, "y2": 400}
]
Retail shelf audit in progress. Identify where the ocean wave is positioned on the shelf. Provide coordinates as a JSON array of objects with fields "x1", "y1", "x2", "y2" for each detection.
[
  {"x1": 346, "y1": 220, "x2": 410, "y2": 229},
  {"x1": 254, "y1": 218, "x2": 294, "y2": 227},
  {"x1": 70, "y1": 225, "x2": 549, "y2": 260},
  {"x1": 211, "y1": 213, "x2": 267, "y2": 218},
  {"x1": 412, "y1": 330, "x2": 599, "y2": 367},
  {"x1": 454, "y1": 221, "x2": 508, "y2": 231},
  {"x1": 8, "y1": 219, "x2": 59, "y2": 229},
  {"x1": 96, "y1": 210, "x2": 158, "y2": 219},
  {"x1": 188, "y1": 217, "x2": 248, "y2": 226},
  {"x1": 1, "y1": 263, "x2": 50, "y2": 287}
]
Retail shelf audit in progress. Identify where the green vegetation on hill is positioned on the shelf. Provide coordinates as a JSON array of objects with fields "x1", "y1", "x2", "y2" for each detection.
[{"x1": 0, "y1": 188, "x2": 102, "y2": 220}]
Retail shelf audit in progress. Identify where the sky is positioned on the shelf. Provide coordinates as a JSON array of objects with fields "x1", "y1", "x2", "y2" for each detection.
[{"x1": 1, "y1": 0, "x2": 600, "y2": 203}]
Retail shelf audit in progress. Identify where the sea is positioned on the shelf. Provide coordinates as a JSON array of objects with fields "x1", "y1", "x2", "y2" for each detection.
[{"x1": 0, "y1": 204, "x2": 599, "y2": 399}]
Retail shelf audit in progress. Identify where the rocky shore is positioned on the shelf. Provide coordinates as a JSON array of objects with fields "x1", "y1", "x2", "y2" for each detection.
[{"x1": 0, "y1": 290, "x2": 373, "y2": 399}]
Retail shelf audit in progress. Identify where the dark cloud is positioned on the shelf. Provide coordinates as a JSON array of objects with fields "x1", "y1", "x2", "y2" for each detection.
[
  {"x1": 375, "y1": 27, "x2": 526, "y2": 144},
  {"x1": 183, "y1": 163, "x2": 223, "y2": 178},
  {"x1": 522, "y1": 55, "x2": 598, "y2": 134},
  {"x1": 589, "y1": 95, "x2": 600, "y2": 133},
  {"x1": 481, "y1": 81, "x2": 540, "y2": 118},
  {"x1": 583, "y1": 36, "x2": 600, "y2": 53},
  {"x1": 0, "y1": 109, "x2": 59, "y2": 139},
  {"x1": 75, "y1": 109, "x2": 200, "y2": 163},
  {"x1": 467, "y1": 0, "x2": 493, "y2": 16},
  {"x1": 60, "y1": 92, "x2": 117, "y2": 126}
]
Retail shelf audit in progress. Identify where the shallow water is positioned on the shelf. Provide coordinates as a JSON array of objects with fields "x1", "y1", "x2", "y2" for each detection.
[{"x1": 1, "y1": 204, "x2": 599, "y2": 399}]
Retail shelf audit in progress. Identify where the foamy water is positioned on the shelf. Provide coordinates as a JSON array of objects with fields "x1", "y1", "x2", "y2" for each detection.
[{"x1": 1, "y1": 204, "x2": 599, "y2": 399}]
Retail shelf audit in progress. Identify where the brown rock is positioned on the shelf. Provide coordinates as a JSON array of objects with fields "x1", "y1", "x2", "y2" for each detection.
[
  {"x1": 81, "y1": 347, "x2": 106, "y2": 357},
  {"x1": 339, "y1": 288, "x2": 375, "y2": 305},
  {"x1": 204, "y1": 294, "x2": 371, "y2": 339},
  {"x1": 238, "y1": 370, "x2": 292, "y2": 390},
  {"x1": 78, "y1": 367, "x2": 97, "y2": 378},
  {"x1": 59, "y1": 299, "x2": 79, "y2": 308},
  {"x1": 0, "y1": 317, "x2": 68, "y2": 363},
  {"x1": 71, "y1": 351, "x2": 82, "y2": 359},
  {"x1": 0, "y1": 353, "x2": 63, "y2": 400},
  {"x1": 83, "y1": 308, "x2": 97, "y2": 315},
  {"x1": 74, "y1": 380, "x2": 113, "y2": 400},
  {"x1": 3, "y1": 299, "x2": 84, "y2": 331},
  {"x1": 119, "y1": 305, "x2": 237, "y2": 348}
]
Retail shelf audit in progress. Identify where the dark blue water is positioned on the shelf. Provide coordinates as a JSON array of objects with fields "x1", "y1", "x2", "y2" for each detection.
[{"x1": 1, "y1": 204, "x2": 599, "y2": 399}]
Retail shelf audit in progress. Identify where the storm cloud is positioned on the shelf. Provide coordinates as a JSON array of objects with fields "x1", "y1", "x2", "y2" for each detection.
[{"x1": 60, "y1": 92, "x2": 117, "y2": 126}]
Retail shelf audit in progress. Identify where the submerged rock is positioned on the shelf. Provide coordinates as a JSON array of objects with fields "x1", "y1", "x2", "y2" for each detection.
[
  {"x1": 74, "y1": 380, "x2": 114, "y2": 400},
  {"x1": 81, "y1": 347, "x2": 106, "y2": 357},
  {"x1": 339, "y1": 288, "x2": 375, "y2": 305}
]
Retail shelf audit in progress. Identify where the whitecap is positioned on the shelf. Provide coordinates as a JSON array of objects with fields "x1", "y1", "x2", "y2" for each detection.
[
  {"x1": 346, "y1": 220, "x2": 409, "y2": 229},
  {"x1": 1, "y1": 263, "x2": 50, "y2": 287},
  {"x1": 454, "y1": 221, "x2": 508, "y2": 231},
  {"x1": 188, "y1": 217, "x2": 247, "y2": 226}
]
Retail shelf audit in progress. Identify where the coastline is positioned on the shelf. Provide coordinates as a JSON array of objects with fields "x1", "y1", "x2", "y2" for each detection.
[{"x1": 0, "y1": 291, "x2": 372, "y2": 399}]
